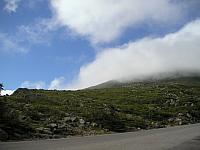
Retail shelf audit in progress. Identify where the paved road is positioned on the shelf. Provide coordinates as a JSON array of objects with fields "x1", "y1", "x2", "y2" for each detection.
[{"x1": 0, "y1": 124, "x2": 200, "y2": 150}]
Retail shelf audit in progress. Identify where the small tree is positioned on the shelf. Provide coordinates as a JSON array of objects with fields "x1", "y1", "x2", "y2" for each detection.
[{"x1": 0, "y1": 83, "x2": 4, "y2": 96}]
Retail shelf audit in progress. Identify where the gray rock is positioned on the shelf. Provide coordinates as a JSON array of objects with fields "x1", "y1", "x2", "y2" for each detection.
[
  {"x1": 186, "y1": 113, "x2": 192, "y2": 118},
  {"x1": 91, "y1": 122, "x2": 97, "y2": 127},
  {"x1": 36, "y1": 127, "x2": 52, "y2": 134},
  {"x1": 49, "y1": 123, "x2": 57, "y2": 128},
  {"x1": 178, "y1": 113, "x2": 183, "y2": 116},
  {"x1": 36, "y1": 127, "x2": 44, "y2": 131},
  {"x1": 175, "y1": 118, "x2": 182, "y2": 125},
  {"x1": 78, "y1": 118, "x2": 85, "y2": 127},
  {"x1": 168, "y1": 118, "x2": 174, "y2": 122},
  {"x1": 79, "y1": 118, "x2": 85, "y2": 124}
]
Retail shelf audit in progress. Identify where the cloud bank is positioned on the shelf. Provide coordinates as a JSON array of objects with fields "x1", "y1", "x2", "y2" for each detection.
[
  {"x1": 50, "y1": 0, "x2": 182, "y2": 44},
  {"x1": 69, "y1": 19, "x2": 200, "y2": 89}
]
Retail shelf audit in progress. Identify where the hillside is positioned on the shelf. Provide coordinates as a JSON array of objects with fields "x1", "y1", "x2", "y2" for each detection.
[
  {"x1": 88, "y1": 76, "x2": 200, "y2": 89},
  {"x1": 0, "y1": 76, "x2": 200, "y2": 141}
]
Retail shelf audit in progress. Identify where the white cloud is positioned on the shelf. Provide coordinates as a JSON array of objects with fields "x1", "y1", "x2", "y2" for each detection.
[
  {"x1": 17, "y1": 18, "x2": 57, "y2": 45},
  {"x1": 50, "y1": 0, "x2": 182, "y2": 44},
  {"x1": 19, "y1": 77, "x2": 67, "y2": 90},
  {"x1": 4, "y1": 0, "x2": 21, "y2": 13},
  {"x1": 0, "y1": 32, "x2": 28, "y2": 53},
  {"x1": 21, "y1": 81, "x2": 46, "y2": 89},
  {"x1": 49, "y1": 77, "x2": 66, "y2": 90},
  {"x1": 0, "y1": 18, "x2": 58, "y2": 54},
  {"x1": 69, "y1": 19, "x2": 200, "y2": 89},
  {"x1": 1, "y1": 90, "x2": 14, "y2": 96}
]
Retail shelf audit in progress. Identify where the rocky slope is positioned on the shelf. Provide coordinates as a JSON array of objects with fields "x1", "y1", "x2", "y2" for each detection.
[{"x1": 0, "y1": 76, "x2": 200, "y2": 141}]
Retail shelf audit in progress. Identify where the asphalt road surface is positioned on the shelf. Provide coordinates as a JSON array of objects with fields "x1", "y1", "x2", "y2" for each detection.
[{"x1": 1, "y1": 124, "x2": 200, "y2": 150}]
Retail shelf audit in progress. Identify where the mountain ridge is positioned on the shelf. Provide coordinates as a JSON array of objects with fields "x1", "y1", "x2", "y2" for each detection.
[{"x1": 88, "y1": 75, "x2": 200, "y2": 89}]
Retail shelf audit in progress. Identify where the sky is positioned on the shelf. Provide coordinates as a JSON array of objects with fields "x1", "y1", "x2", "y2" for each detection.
[{"x1": 1, "y1": 0, "x2": 200, "y2": 94}]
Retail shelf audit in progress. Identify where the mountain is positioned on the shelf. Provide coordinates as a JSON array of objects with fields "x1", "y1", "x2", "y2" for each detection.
[
  {"x1": 88, "y1": 75, "x2": 200, "y2": 89},
  {"x1": 0, "y1": 76, "x2": 200, "y2": 141}
]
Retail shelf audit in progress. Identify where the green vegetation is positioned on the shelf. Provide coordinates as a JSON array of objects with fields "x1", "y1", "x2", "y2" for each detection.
[{"x1": 0, "y1": 76, "x2": 200, "y2": 141}]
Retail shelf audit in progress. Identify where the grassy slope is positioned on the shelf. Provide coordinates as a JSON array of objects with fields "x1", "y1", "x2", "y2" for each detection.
[{"x1": 0, "y1": 76, "x2": 200, "y2": 141}]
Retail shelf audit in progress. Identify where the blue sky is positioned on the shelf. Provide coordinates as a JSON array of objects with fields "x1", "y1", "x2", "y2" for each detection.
[
  {"x1": 1, "y1": 0, "x2": 95, "y2": 90},
  {"x1": 1, "y1": 0, "x2": 200, "y2": 93}
]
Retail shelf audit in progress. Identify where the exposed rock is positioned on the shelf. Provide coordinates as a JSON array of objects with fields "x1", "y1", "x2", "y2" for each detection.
[
  {"x1": 168, "y1": 118, "x2": 174, "y2": 122},
  {"x1": 79, "y1": 118, "x2": 85, "y2": 124},
  {"x1": 91, "y1": 122, "x2": 97, "y2": 127},
  {"x1": 78, "y1": 118, "x2": 85, "y2": 127},
  {"x1": 186, "y1": 113, "x2": 192, "y2": 118},
  {"x1": 178, "y1": 113, "x2": 183, "y2": 116},
  {"x1": 49, "y1": 123, "x2": 57, "y2": 128},
  {"x1": 175, "y1": 118, "x2": 182, "y2": 125},
  {"x1": 36, "y1": 127, "x2": 52, "y2": 135}
]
